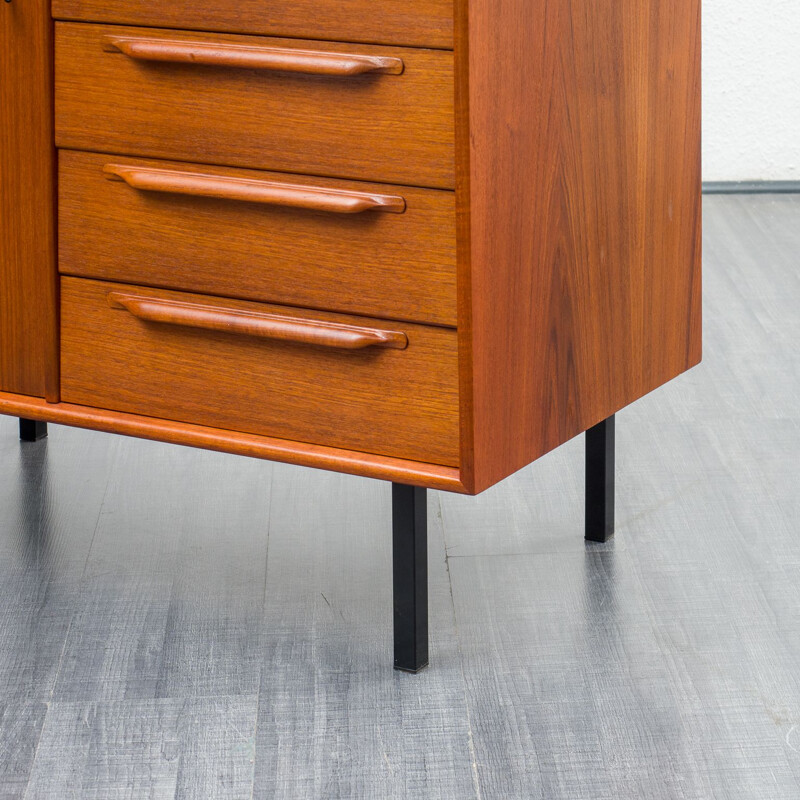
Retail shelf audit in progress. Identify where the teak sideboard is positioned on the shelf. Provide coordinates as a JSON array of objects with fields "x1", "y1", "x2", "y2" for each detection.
[{"x1": 0, "y1": 0, "x2": 701, "y2": 671}]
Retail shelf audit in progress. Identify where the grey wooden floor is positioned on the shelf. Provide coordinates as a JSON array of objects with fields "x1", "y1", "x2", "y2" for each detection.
[{"x1": 1, "y1": 194, "x2": 799, "y2": 799}]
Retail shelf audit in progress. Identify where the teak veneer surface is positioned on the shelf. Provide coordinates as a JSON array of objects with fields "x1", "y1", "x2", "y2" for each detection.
[
  {"x1": 457, "y1": 0, "x2": 702, "y2": 491},
  {"x1": 0, "y1": 390, "x2": 466, "y2": 492},
  {"x1": 59, "y1": 151, "x2": 457, "y2": 327},
  {"x1": 60, "y1": 278, "x2": 460, "y2": 467},
  {"x1": 55, "y1": 23, "x2": 455, "y2": 190},
  {"x1": 51, "y1": 0, "x2": 454, "y2": 50},
  {"x1": 2, "y1": 0, "x2": 701, "y2": 494},
  {"x1": 0, "y1": 0, "x2": 58, "y2": 399}
]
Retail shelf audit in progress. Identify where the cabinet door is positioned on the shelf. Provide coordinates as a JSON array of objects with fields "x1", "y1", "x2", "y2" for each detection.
[{"x1": 0, "y1": 0, "x2": 58, "y2": 399}]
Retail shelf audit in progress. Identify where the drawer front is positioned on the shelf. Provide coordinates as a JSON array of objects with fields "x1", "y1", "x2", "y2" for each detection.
[
  {"x1": 51, "y1": 0, "x2": 453, "y2": 50},
  {"x1": 59, "y1": 151, "x2": 457, "y2": 327},
  {"x1": 60, "y1": 278, "x2": 460, "y2": 466},
  {"x1": 55, "y1": 24, "x2": 454, "y2": 190}
]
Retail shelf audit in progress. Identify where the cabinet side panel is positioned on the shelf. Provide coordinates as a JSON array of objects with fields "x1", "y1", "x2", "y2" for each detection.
[
  {"x1": 0, "y1": 1, "x2": 58, "y2": 398},
  {"x1": 465, "y1": 0, "x2": 701, "y2": 491},
  {"x1": 454, "y1": 0, "x2": 476, "y2": 491}
]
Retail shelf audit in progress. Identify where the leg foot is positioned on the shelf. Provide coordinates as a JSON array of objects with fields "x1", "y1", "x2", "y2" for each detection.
[
  {"x1": 19, "y1": 418, "x2": 48, "y2": 442},
  {"x1": 392, "y1": 483, "x2": 429, "y2": 672},
  {"x1": 585, "y1": 415, "x2": 615, "y2": 542}
]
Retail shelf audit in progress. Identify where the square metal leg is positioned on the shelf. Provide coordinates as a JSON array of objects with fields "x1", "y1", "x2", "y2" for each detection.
[
  {"x1": 19, "y1": 418, "x2": 48, "y2": 442},
  {"x1": 392, "y1": 483, "x2": 429, "y2": 672},
  {"x1": 585, "y1": 415, "x2": 615, "y2": 542}
]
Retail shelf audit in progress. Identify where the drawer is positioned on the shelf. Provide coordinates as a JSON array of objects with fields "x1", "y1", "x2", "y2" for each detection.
[
  {"x1": 51, "y1": 0, "x2": 453, "y2": 50},
  {"x1": 60, "y1": 278, "x2": 460, "y2": 466},
  {"x1": 55, "y1": 23, "x2": 454, "y2": 190},
  {"x1": 59, "y1": 151, "x2": 457, "y2": 327}
]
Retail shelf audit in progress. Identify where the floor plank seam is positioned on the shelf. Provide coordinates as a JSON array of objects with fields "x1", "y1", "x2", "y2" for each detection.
[
  {"x1": 21, "y1": 701, "x2": 54, "y2": 800},
  {"x1": 438, "y1": 492, "x2": 485, "y2": 800},
  {"x1": 48, "y1": 438, "x2": 118, "y2": 702}
]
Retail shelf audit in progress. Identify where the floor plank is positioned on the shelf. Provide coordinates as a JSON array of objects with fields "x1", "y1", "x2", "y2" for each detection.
[
  {"x1": 0, "y1": 423, "x2": 117, "y2": 701},
  {"x1": 448, "y1": 550, "x2": 712, "y2": 799},
  {"x1": 0, "y1": 702, "x2": 47, "y2": 800},
  {"x1": 252, "y1": 465, "x2": 477, "y2": 800},
  {"x1": 24, "y1": 696, "x2": 258, "y2": 800},
  {"x1": 0, "y1": 195, "x2": 799, "y2": 797},
  {"x1": 444, "y1": 194, "x2": 800, "y2": 799},
  {"x1": 52, "y1": 440, "x2": 272, "y2": 702}
]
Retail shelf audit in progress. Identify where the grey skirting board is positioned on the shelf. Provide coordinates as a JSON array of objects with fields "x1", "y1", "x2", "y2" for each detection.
[{"x1": 703, "y1": 180, "x2": 800, "y2": 194}]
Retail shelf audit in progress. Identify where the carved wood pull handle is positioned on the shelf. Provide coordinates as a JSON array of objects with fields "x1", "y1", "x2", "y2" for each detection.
[
  {"x1": 102, "y1": 35, "x2": 404, "y2": 76},
  {"x1": 107, "y1": 293, "x2": 409, "y2": 351},
  {"x1": 103, "y1": 164, "x2": 406, "y2": 214}
]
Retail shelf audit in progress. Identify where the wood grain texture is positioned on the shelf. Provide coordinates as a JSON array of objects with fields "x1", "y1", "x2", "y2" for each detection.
[
  {"x1": 48, "y1": 440, "x2": 273, "y2": 702},
  {"x1": 106, "y1": 292, "x2": 410, "y2": 351},
  {"x1": 60, "y1": 277, "x2": 460, "y2": 467},
  {"x1": 55, "y1": 23, "x2": 455, "y2": 190},
  {"x1": 438, "y1": 195, "x2": 800, "y2": 795},
  {"x1": 0, "y1": 415, "x2": 478, "y2": 796},
  {"x1": 456, "y1": 0, "x2": 702, "y2": 492},
  {"x1": 0, "y1": 427, "x2": 118, "y2": 702},
  {"x1": 1, "y1": 197, "x2": 800, "y2": 797},
  {"x1": 10, "y1": 0, "x2": 701, "y2": 496},
  {"x1": 0, "y1": 702, "x2": 48, "y2": 797},
  {"x1": 26, "y1": 697, "x2": 258, "y2": 799},
  {"x1": 0, "y1": 392, "x2": 466, "y2": 491},
  {"x1": 101, "y1": 34, "x2": 406, "y2": 75},
  {"x1": 51, "y1": 0, "x2": 453, "y2": 50},
  {"x1": 59, "y1": 151, "x2": 457, "y2": 326},
  {"x1": 253, "y1": 466, "x2": 477, "y2": 799},
  {"x1": 447, "y1": 549, "x2": 709, "y2": 798},
  {"x1": 102, "y1": 162, "x2": 408, "y2": 214},
  {"x1": 0, "y1": 0, "x2": 58, "y2": 400}
]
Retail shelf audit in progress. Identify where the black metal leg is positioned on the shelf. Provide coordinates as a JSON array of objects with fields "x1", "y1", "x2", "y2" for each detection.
[
  {"x1": 19, "y1": 418, "x2": 47, "y2": 442},
  {"x1": 392, "y1": 483, "x2": 429, "y2": 672},
  {"x1": 585, "y1": 415, "x2": 615, "y2": 542}
]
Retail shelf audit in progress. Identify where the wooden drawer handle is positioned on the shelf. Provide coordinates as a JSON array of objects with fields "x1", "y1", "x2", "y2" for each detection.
[
  {"x1": 103, "y1": 164, "x2": 406, "y2": 215},
  {"x1": 107, "y1": 293, "x2": 409, "y2": 351},
  {"x1": 102, "y1": 35, "x2": 404, "y2": 76}
]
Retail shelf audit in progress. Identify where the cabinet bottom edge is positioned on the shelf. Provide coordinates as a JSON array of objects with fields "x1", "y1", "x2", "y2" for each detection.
[{"x1": 0, "y1": 391, "x2": 468, "y2": 493}]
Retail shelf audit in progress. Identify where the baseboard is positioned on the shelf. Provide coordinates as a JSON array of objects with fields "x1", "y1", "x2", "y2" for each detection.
[{"x1": 703, "y1": 181, "x2": 800, "y2": 195}]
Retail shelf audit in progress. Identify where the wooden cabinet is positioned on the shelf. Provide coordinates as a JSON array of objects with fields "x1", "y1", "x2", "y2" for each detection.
[
  {"x1": 55, "y1": 24, "x2": 455, "y2": 189},
  {"x1": 61, "y1": 277, "x2": 461, "y2": 466},
  {"x1": 0, "y1": 0, "x2": 58, "y2": 400},
  {"x1": 59, "y1": 151, "x2": 457, "y2": 325},
  {"x1": 1, "y1": 0, "x2": 701, "y2": 671},
  {"x1": 51, "y1": 0, "x2": 454, "y2": 49}
]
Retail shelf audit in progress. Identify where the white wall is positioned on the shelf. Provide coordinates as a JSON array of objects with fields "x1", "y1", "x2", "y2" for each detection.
[{"x1": 703, "y1": 1, "x2": 800, "y2": 182}]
